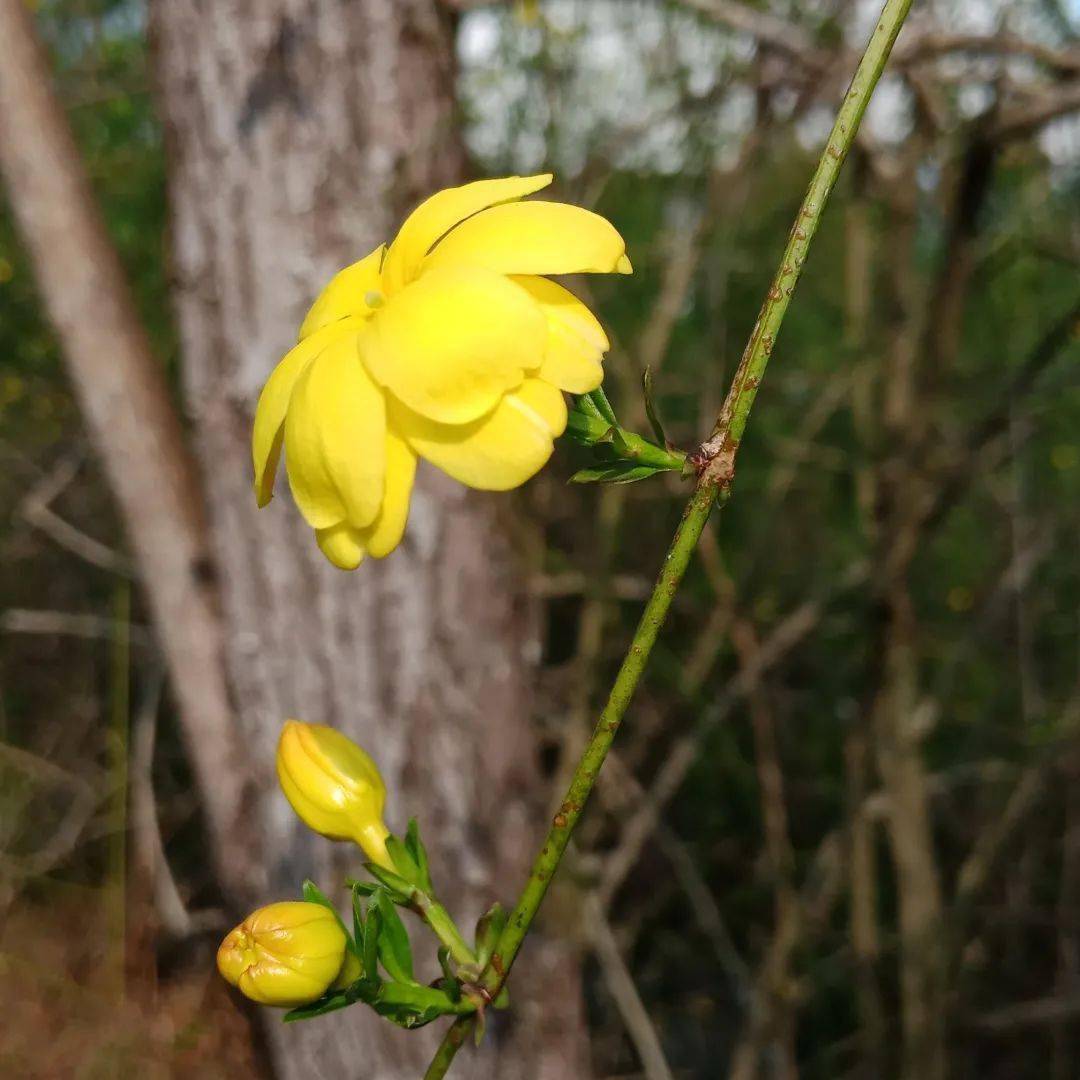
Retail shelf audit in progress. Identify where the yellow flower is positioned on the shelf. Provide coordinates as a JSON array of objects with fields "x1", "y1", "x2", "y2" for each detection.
[
  {"x1": 217, "y1": 901, "x2": 348, "y2": 1007},
  {"x1": 276, "y1": 720, "x2": 394, "y2": 869},
  {"x1": 253, "y1": 174, "x2": 631, "y2": 570}
]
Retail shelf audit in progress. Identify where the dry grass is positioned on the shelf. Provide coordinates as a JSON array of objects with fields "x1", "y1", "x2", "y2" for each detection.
[{"x1": 0, "y1": 890, "x2": 259, "y2": 1079}]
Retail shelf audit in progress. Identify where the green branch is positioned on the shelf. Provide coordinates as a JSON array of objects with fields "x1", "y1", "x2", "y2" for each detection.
[
  {"x1": 697, "y1": 0, "x2": 913, "y2": 479},
  {"x1": 422, "y1": 1, "x2": 912, "y2": 1074}
]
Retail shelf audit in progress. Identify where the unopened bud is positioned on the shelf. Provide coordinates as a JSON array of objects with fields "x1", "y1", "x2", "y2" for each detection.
[
  {"x1": 276, "y1": 720, "x2": 394, "y2": 869},
  {"x1": 217, "y1": 901, "x2": 348, "y2": 1007}
]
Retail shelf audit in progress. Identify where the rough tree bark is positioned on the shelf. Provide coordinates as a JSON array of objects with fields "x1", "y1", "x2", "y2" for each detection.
[{"x1": 149, "y1": 2, "x2": 587, "y2": 1078}]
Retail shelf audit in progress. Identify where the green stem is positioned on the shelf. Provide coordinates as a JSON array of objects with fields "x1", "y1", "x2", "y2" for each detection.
[
  {"x1": 698, "y1": 0, "x2": 913, "y2": 475},
  {"x1": 422, "y1": 1, "x2": 912, "y2": 1074},
  {"x1": 412, "y1": 893, "x2": 478, "y2": 970},
  {"x1": 478, "y1": 483, "x2": 715, "y2": 986},
  {"x1": 423, "y1": 1016, "x2": 473, "y2": 1080},
  {"x1": 377, "y1": 981, "x2": 476, "y2": 1016}
]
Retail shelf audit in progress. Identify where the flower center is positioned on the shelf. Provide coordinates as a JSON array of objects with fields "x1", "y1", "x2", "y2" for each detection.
[{"x1": 364, "y1": 290, "x2": 384, "y2": 310}]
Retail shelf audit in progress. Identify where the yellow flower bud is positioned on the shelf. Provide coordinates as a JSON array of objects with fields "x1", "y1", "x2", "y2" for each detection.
[
  {"x1": 276, "y1": 720, "x2": 394, "y2": 869},
  {"x1": 217, "y1": 901, "x2": 348, "y2": 1007}
]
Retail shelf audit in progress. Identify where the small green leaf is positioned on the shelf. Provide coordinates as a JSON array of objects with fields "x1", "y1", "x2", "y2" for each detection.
[
  {"x1": 405, "y1": 818, "x2": 433, "y2": 893},
  {"x1": 373, "y1": 1001, "x2": 443, "y2": 1030},
  {"x1": 474, "y1": 902, "x2": 506, "y2": 968},
  {"x1": 372, "y1": 982, "x2": 466, "y2": 1029},
  {"x1": 570, "y1": 463, "x2": 667, "y2": 485},
  {"x1": 573, "y1": 392, "x2": 606, "y2": 423},
  {"x1": 435, "y1": 947, "x2": 462, "y2": 1000},
  {"x1": 282, "y1": 975, "x2": 383, "y2": 1022},
  {"x1": 385, "y1": 835, "x2": 421, "y2": 888},
  {"x1": 363, "y1": 897, "x2": 381, "y2": 984},
  {"x1": 564, "y1": 408, "x2": 610, "y2": 445},
  {"x1": 587, "y1": 386, "x2": 618, "y2": 425},
  {"x1": 365, "y1": 861, "x2": 415, "y2": 901},
  {"x1": 375, "y1": 889, "x2": 417, "y2": 985},
  {"x1": 283, "y1": 991, "x2": 350, "y2": 1023},
  {"x1": 301, "y1": 880, "x2": 352, "y2": 949},
  {"x1": 301, "y1": 879, "x2": 333, "y2": 908},
  {"x1": 351, "y1": 884, "x2": 366, "y2": 961},
  {"x1": 345, "y1": 877, "x2": 379, "y2": 896},
  {"x1": 642, "y1": 367, "x2": 668, "y2": 447}
]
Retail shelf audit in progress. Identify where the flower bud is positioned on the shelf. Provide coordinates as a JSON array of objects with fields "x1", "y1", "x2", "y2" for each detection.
[
  {"x1": 217, "y1": 901, "x2": 348, "y2": 1007},
  {"x1": 276, "y1": 720, "x2": 393, "y2": 869}
]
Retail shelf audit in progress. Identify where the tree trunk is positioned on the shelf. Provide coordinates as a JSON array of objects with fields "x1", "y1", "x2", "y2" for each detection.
[
  {"x1": 149, "y1": 2, "x2": 587, "y2": 1077},
  {"x1": 0, "y1": 0, "x2": 241, "y2": 870}
]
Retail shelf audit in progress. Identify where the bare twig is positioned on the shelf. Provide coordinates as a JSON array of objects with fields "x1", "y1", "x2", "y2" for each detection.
[
  {"x1": 586, "y1": 894, "x2": 676, "y2": 1080},
  {"x1": 0, "y1": 608, "x2": 152, "y2": 646},
  {"x1": 598, "y1": 592, "x2": 836, "y2": 907},
  {"x1": 19, "y1": 451, "x2": 133, "y2": 575}
]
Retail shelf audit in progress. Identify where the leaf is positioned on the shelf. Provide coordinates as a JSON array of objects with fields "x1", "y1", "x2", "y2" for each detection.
[
  {"x1": 365, "y1": 860, "x2": 415, "y2": 901},
  {"x1": 642, "y1": 366, "x2": 668, "y2": 447},
  {"x1": 436, "y1": 946, "x2": 461, "y2": 1000},
  {"x1": 373, "y1": 1000, "x2": 445, "y2": 1030},
  {"x1": 474, "y1": 902, "x2": 506, "y2": 968},
  {"x1": 351, "y1": 883, "x2": 366, "y2": 962},
  {"x1": 404, "y1": 818, "x2": 433, "y2": 893},
  {"x1": 385, "y1": 835, "x2": 421, "y2": 888},
  {"x1": 570, "y1": 463, "x2": 667, "y2": 485},
  {"x1": 371, "y1": 983, "x2": 465, "y2": 1029},
  {"x1": 345, "y1": 877, "x2": 379, "y2": 896},
  {"x1": 572, "y1": 393, "x2": 607, "y2": 423},
  {"x1": 587, "y1": 386, "x2": 618, "y2": 425},
  {"x1": 282, "y1": 976, "x2": 381, "y2": 1023},
  {"x1": 564, "y1": 408, "x2": 610, "y2": 446},
  {"x1": 363, "y1": 895, "x2": 381, "y2": 985},
  {"x1": 375, "y1": 889, "x2": 417, "y2": 985},
  {"x1": 301, "y1": 879, "x2": 333, "y2": 908},
  {"x1": 301, "y1": 879, "x2": 352, "y2": 949},
  {"x1": 283, "y1": 991, "x2": 350, "y2": 1023}
]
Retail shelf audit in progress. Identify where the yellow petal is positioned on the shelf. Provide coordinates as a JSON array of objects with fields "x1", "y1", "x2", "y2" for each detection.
[
  {"x1": 423, "y1": 201, "x2": 631, "y2": 278},
  {"x1": 298, "y1": 245, "x2": 386, "y2": 341},
  {"x1": 361, "y1": 265, "x2": 545, "y2": 425},
  {"x1": 284, "y1": 333, "x2": 386, "y2": 530},
  {"x1": 381, "y1": 175, "x2": 552, "y2": 293},
  {"x1": 311, "y1": 432, "x2": 415, "y2": 569},
  {"x1": 252, "y1": 320, "x2": 363, "y2": 508},
  {"x1": 313, "y1": 427, "x2": 416, "y2": 565},
  {"x1": 394, "y1": 378, "x2": 567, "y2": 491},
  {"x1": 364, "y1": 428, "x2": 417, "y2": 558},
  {"x1": 315, "y1": 523, "x2": 366, "y2": 571},
  {"x1": 512, "y1": 275, "x2": 608, "y2": 393}
]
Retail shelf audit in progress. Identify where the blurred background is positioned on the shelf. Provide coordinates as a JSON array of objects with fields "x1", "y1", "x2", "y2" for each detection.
[{"x1": 1, "y1": 0, "x2": 1078, "y2": 1077}]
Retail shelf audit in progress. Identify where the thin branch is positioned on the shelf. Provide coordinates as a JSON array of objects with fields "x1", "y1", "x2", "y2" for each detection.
[
  {"x1": 0, "y1": 607, "x2": 153, "y2": 646},
  {"x1": 597, "y1": 592, "x2": 834, "y2": 908},
  {"x1": 19, "y1": 450, "x2": 133, "y2": 576},
  {"x1": 994, "y1": 82, "x2": 1080, "y2": 141},
  {"x1": 680, "y1": 0, "x2": 830, "y2": 71},
  {"x1": 586, "y1": 894, "x2": 676, "y2": 1080}
]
